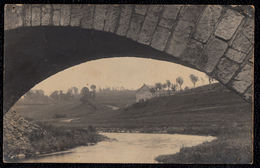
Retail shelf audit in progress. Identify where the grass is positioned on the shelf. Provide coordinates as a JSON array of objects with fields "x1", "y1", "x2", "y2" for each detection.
[{"x1": 27, "y1": 122, "x2": 107, "y2": 155}]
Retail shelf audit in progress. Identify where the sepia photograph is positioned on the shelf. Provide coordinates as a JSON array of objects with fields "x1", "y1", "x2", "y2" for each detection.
[{"x1": 3, "y1": 4, "x2": 254, "y2": 163}]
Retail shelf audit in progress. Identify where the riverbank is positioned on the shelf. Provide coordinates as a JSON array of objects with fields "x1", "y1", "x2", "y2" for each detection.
[{"x1": 3, "y1": 111, "x2": 108, "y2": 162}]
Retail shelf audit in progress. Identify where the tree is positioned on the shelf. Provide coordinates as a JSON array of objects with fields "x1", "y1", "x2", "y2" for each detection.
[
  {"x1": 155, "y1": 83, "x2": 163, "y2": 96},
  {"x1": 189, "y1": 74, "x2": 199, "y2": 88},
  {"x1": 184, "y1": 86, "x2": 190, "y2": 91},
  {"x1": 162, "y1": 83, "x2": 167, "y2": 90},
  {"x1": 91, "y1": 85, "x2": 96, "y2": 99},
  {"x1": 73, "y1": 87, "x2": 79, "y2": 94},
  {"x1": 81, "y1": 87, "x2": 90, "y2": 95},
  {"x1": 171, "y1": 84, "x2": 178, "y2": 94},
  {"x1": 166, "y1": 80, "x2": 172, "y2": 96},
  {"x1": 206, "y1": 75, "x2": 214, "y2": 90},
  {"x1": 150, "y1": 87, "x2": 156, "y2": 97},
  {"x1": 50, "y1": 90, "x2": 59, "y2": 100},
  {"x1": 24, "y1": 90, "x2": 35, "y2": 101},
  {"x1": 176, "y1": 77, "x2": 184, "y2": 90}
]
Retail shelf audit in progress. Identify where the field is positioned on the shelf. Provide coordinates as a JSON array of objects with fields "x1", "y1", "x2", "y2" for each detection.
[{"x1": 10, "y1": 84, "x2": 253, "y2": 163}]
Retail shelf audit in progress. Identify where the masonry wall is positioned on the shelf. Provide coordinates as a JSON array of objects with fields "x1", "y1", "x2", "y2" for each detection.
[{"x1": 4, "y1": 5, "x2": 254, "y2": 104}]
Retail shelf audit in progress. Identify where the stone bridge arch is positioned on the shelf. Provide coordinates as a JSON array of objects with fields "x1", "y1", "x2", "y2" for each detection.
[{"x1": 4, "y1": 4, "x2": 254, "y2": 115}]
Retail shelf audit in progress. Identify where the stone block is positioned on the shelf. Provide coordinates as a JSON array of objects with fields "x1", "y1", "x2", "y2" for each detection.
[
  {"x1": 165, "y1": 20, "x2": 194, "y2": 57},
  {"x1": 193, "y1": 6, "x2": 223, "y2": 43},
  {"x1": 81, "y1": 5, "x2": 94, "y2": 29},
  {"x1": 70, "y1": 5, "x2": 82, "y2": 27},
  {"x1": 41, "y1": 5, "x2": 51, "y2": 26},
  {"x1": 242, "y1": 17, "x2": 254, "y2": 44},
  {"x1": 231, "y1": 64, "x2": 253, "y2": 94},
  {"x1": 24, "y1": 5, "x2": 31, "y2": 26},
  {"x1": 137, "y1": 13, "x2": 159, "y2": 45},
  {"x1": 4, "y1": 4, "x2": 23, "y2": 29},
  {"x1": 147, "y1": 5, "x2": 162, "y2": 15},
  {"x1": 60, "y1": 5, "x2": 71, "y2": 26},
  {"x1": 104, "y1": 6, "x2": 120, "y2": 33},
  {"x1": 198, "y1": 37, "x2": 228, "y2": 73},
  {"x1": 214, "y1": 9, "x2": 244, "y2": 40},
  {"x1": 243, "y1": 86, "x2": 253, "y2": 102},
  {"x1": 126, "y1": 14, "x2": 145, "y2": 41},
  {"x1": 52, "y1": 10, "x2": 61, "y2": 26},
  {"x1": 52, "y1": 5, "x2": 61, "y2": 10},
  {"x1": 93, "y1": 5, "x2": 107, "y2": 31},
  {"x1": 159, "y1": 5, "x2": 181, "y2": 29},
  {"x1": 232, "y1": 32, "x2": 253, "y2": 54},
  {"x1": 32, "y1": 6, "x2": 41, "y2": 26},
  {"x1": 178, "y1": 6, "x2": 204, "y2": 22},
  {"x1": 180, "y1": 39, "x2": 204, "y2": 65},
  {"x1": 134, "y1": 5, "x2": 148, "y2": 15},
  {"x1": 214, "y1": 58, "x2": 240, "y2": 84},
  {"x1": 115, "y1": 6, "x2": 133, "y2": 36},
  {"x1": 150, "y1": 26, "x2": 171, "y2": 51},
  {"x1": 225, "y1": 48, "x2": 247, "y2": 63},
  {"x1": 248, "y1": 49, "x2": 254, "y2": 63}
]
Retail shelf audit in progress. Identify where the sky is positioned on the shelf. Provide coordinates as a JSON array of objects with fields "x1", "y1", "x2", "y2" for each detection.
[{"x1": 32, "y1": 57, "x2": 216, "y2": 95}]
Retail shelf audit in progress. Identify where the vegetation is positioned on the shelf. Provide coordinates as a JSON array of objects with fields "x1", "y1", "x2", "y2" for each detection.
[
  {"x1": 189, "y1": 74, "x2": 199, "y2": 88},
  {"x1": 176, "y1": 77, "x2": 184, "y2": 90}
]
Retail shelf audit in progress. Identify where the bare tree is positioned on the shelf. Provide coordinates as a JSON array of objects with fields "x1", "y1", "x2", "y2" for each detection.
[
  {"x1": 171, "y1": 84, "x2": 178, "y2": 94},
  {"x1": 176, "y1": 77, "x2": 184, "y2": 90},
  {"x1": 189, "y1": 74, "x2": 199, "y2": 88},
  {"x1": 166, "y1": 80, "x2": 171, "y2": 96},
  {"x1": 91, "y1": 85, "x2": 96, "y2": 99}
]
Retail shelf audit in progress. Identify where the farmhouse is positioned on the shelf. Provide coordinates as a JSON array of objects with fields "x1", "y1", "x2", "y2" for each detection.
[{"x1": 136, "y1": 84, "x2": 154, "y2": 102}]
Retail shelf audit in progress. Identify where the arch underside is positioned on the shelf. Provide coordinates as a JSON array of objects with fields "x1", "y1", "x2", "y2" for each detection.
[{"x1": 4, "y1": 5, "x2": 254, "y2": 115}]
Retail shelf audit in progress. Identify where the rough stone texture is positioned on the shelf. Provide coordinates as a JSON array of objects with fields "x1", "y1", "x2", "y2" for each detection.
[
  {"x1": 134, "y1": 5, "x2": 148, "y2": 15},
  {"x1": 60, "y1": 5, "x2": 71, "y2": 26},
  {"x1": 24, "y1": 5, "x2": 32, "y2": 26},
  {"x1": 165, "y1": 21, "x2": 194, "y2": 57},
  {"x1": 180, "y1": 39, "x2": 204, "y2": 65},
  {"x1": 232, "y1": 32, "x2": 253, "y2": 54},
  {"x1": 225, "y1": 48, "x2": 247, "y2": 63},
  {"x1": 243, "y1": 86, "x2": 253, "y2": 102},
  {"x1": 193, "y1": 6, "x2": 223, "y2": 43},
  {"x1": 147, "y1": 5, "x2": 162, "y2": 15},
  {"x1": 126, "y1": 14, "x2": 145, "y2": 41},
  {"x1": 178, "y1": 6, "x2": 204, "y2": 22},
  {"x1": 159, "y1": 5, "x2": 181, "y2": 29},
  {"x1": 137, "y1": 13, "x2": 159, "y2": 45},
  {"x1": 93, "y1": 5, "x2": 107, "y2": 31},
  {"x1": 242, "y1": 18, "x2": 254, "y2": 44},
  {"x1": 248, "y1": 49, "x2": 254, "y2": 63},
  {"x1": 150, "y1": 26, "x2": 171, "y2": 51},
  {"x1": 52, "y1": 9, "x2": 61, "y2": 26},
  {"x1": 214, "y1": 9, "x2": 244, "y2": 40},
  {"x1": 3, "y1": 110, "x2": 50, "y2": 158},
  {"x1": 81, "y1": 5, "x2": 94, "y2": 29},
  {"x1": 198, "y1": 37, "x2": 228, "y2": 73},
  {"x1": 4, "y1": 5, "x2": 23, "y2": 30},
  {"x1": 115, "y1": 6, "x2": 133, "y2": 36},
  {"x1": 165, "y1": 6, "x2": 204, "y2": 57},
  {"x1": 104, "y1": 6, "x2": 120, "y2": 33},
  {"x1": 70, "y1": 5, "x2": 82, "y2": 27},
  {"x1": 231, "y1": 64, "x2": 253, "y2": 94},
  {"x1": 41, "y1": 5, "x2": 51, "y2": 26},
  {"x1": 214, "y1": 58, "x2": 240, "y2": 84},
  {"x1": 31, "y1": 5, "x2": 41, "y2": 26}
]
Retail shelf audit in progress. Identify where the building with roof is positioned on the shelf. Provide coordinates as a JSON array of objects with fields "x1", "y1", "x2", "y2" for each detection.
[{"x1": 135, "y1": 84, "x2": 154, "y2": 102}]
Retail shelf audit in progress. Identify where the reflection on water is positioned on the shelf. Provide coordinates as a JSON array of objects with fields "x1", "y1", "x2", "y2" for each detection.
[
  {"x1": 16, "y1": 133, "x2": 216, "y2": 163},
  {"x1": 107, "y1": 105, "x2": 119, "y2": 110}
]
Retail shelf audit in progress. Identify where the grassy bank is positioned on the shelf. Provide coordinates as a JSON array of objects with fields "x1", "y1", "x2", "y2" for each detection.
[
  {"x1": 155, "y1": 126, "x2": 253, "y2": 164},
  {"x1": 28, "y1": 122, "x2": 108, "y2": 156}
]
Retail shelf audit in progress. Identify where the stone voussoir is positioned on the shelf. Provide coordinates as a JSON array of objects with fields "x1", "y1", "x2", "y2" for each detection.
[
  {"x1": 115, "y1": 6, "x2": 133, "y2": 36},
  {"x1": 243, "y1": 85, "x2": 253, "y2": 102},
  {"x1": 242, "y1": 17, "x2": 254, "y2": 44},
  {"x1": 31, "y1": 5, "x2": 41, "y2": 26},
  {"x1": 198, "y1": 37, "x2": 228, "y2": 74},
  {"x1": 134, "y1": 5, "x2": 148, "y2": 15},
  {"x1": 60, "y1": 5, "x2": 71, "y2": 26},
  {"x1": 231, "y1": 64, "x2": 253, "y2": 94},
  {"x1": 214, "y1": 57, "x2": 240, "y2": 84},
  {"x1": 93, "y1": 5, "x2": 107, "y2": 31},
  {"x1": 24, "y1": 5, "x2": 32, "y2": 27},
  {"x1": 150, "y1": 26, "x2": 171, "y2": 51},
  {"x1": 214, "y1": 9, "x2": 244, "y2": 40},
  {"x1": 52, "y1": 7, "x2": 61, "y2": 26},
  {"x1": 81, "y1": 5, "x2": 95, "y2": 29},
  {"x1": 180, "y1": 39, "x2": 204, "y2": 65},
  {"x1": 159, "y1": 5, "x2": 181, "y2": 29},
  {"x1": 225, "y1": 48, "x2": 247, "y2": 63},
  {"x1": 4, "y1": 4, "x2": 24, "y2": 30},
  {"x1": 41, "y1": 5, "x2": 52, "y2": 26},
  {"x1": 232, "y1": 31, "x2": 253, "y2": 54},
  {"x1": 126, "y1": 14, "x2": 145, "y2": 41},
  {"x1": 104, "y1": 6, "x2": 120, "y2": 33},
  {"x1": 193, "y1": 5, "x2": 223, "y2": 43},
  {"x1": 70, "y1": 5, "x2": 83, "y2": 27}
]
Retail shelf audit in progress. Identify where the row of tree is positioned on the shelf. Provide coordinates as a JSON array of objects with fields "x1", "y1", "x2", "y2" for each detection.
[{"x1": 149, "y1": 74, "x2": 214, "y2": 96}]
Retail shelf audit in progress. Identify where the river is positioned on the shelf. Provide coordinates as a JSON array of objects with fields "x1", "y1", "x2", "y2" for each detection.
[{"x1": 16, "y1": 133, "x2": 216, "y2": 163}]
